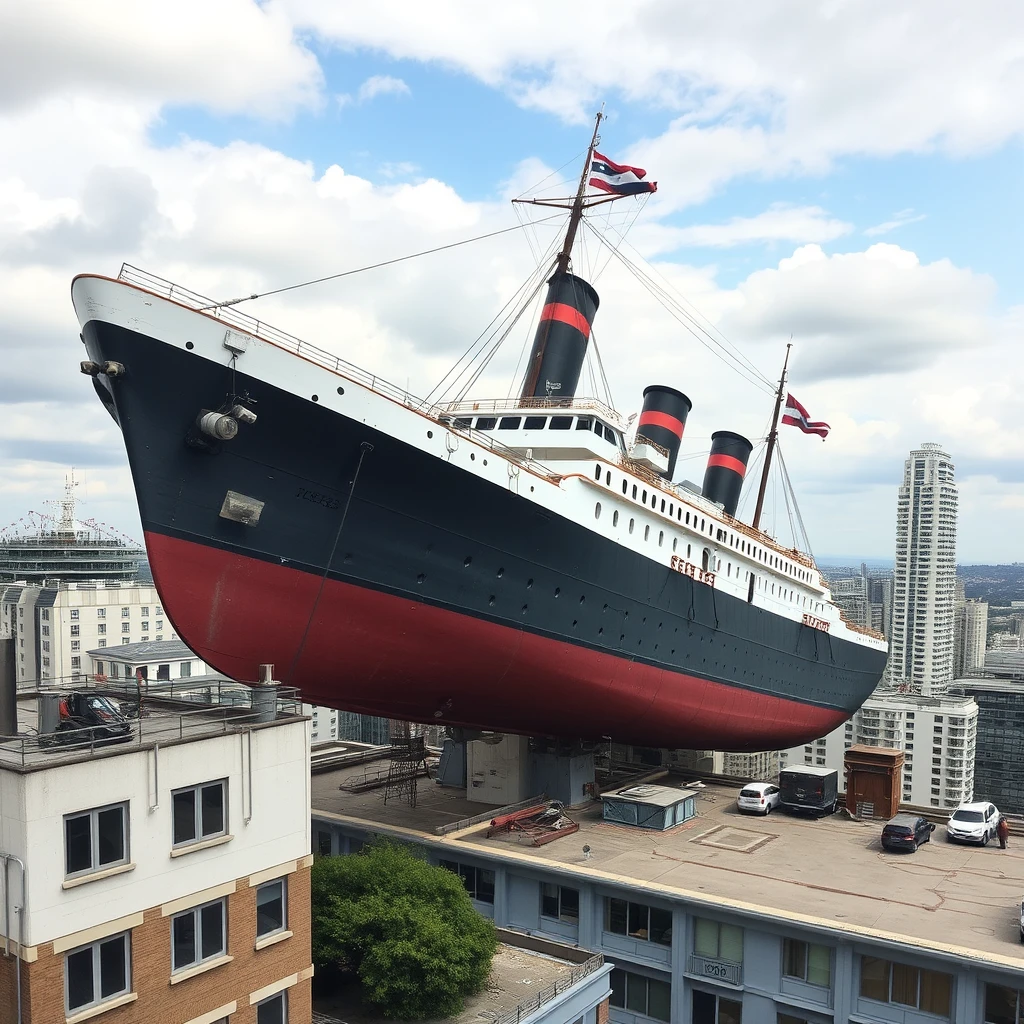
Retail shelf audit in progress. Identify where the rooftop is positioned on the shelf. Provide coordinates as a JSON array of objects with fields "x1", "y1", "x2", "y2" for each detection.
[
  {"x1": 313, "y1": 933, "x2": 602, "y2": 1024},
  {"x1": 312, "y1": 764, "x2": 1024, "y2": 971},
  {"x1": 0, "y1": 683, "x2": 306, "y2": 772},
  {"x1": 86, "y1": 638, "x2": 196, "y2": 661}
]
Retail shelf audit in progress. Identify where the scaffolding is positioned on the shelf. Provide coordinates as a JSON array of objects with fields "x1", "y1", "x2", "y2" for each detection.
[{"x1": 383, "y1": 720, "x2": 428, "y2": 807}]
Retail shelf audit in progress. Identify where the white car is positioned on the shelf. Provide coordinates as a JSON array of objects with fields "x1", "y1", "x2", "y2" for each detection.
[
  {"x1": 737, "y1": 782, "x2": 781, "y2": 816},
  {"x1": 946, "y1": 802, "x2": 1001, "y2": 845}
]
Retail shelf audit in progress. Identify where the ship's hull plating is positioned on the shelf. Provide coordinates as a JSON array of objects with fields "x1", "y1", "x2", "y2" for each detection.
[{"x1": 78, "y1": 293, "x2": 887, "y2": 750}]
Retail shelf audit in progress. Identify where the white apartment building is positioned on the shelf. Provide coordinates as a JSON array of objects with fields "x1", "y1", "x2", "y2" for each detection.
[
  {"x1": 783, "y1": 692, "x2": 978, "y2": 809},
  {"x1": 0, "y1": 686, "x2": 312, "y2": 1024},
  {"x1": 303, "y1": 704, "x2": 339, "y2": 744},
  {"x1": 86, "y1": 638, "x2": 212, "y2": 683},
  {"x1": 954, "y1": 600, "x2": 989, "y2": 677},
  {"x1": 887, "y1": 443, "x2": 958, "y2": 695},
  {"x1": 0, "y1": 580, "x2": 173, "y2": 685}
]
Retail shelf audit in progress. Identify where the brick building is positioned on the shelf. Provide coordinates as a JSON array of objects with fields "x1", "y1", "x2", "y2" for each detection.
[{"x1": 0, "y1": 683, "x2": 311, "y2": 1024}]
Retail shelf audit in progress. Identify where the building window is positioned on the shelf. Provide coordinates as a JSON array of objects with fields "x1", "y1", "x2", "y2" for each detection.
[
  {"x1": 438, "y1": 860, "x2": 495, "y2": 904},
  {"x1": 180, "y1": 661, "x2": 192, "y2": 678},
  {"x1": 605, "y1": 897, "x2": 672, "y2": 946},
  {"x1": 41, "y1": 625, "x2": 49, "y2": 637},
  {"x1": 121, "y1": 607, "x2": 130, "y2": 617},
  {"x1": 122, "y1": 637, "x2": 131, "y2": 645},
  {"x1": 65, "y1": 803, "x2": 128, "y2": 878},
  {"x1": 71, "y1": 639, "x2": 81, "y2": 651},
  {"x1": 65, "y1": 932, "x2": 131, "y2": 1015},
  {"x1": 96, "y1": 661, "x2": 105, "y2": 676},
  {"x1": 157, "y1": 663, "x2": 171, "y2": 681},
  {"x1": 70, "y1": 624, "x2": 80, "y2": 637},
  {"x1": 71, "y1": 656, "x2": 81, "y2": 669},
  {"x1": 783, "y1": 938, "x2": 831, "y2": 987},
  {"x1": 692, "y1": 989, "x2": 742, "y2": 1023},
  {"x1": 860, "y1": 956, "x2": 951, "y2": 1017},
  {"x1": 156, "y1": 604, "x2": 163, "y2": 615},
  {"x1": 172, "y1": 780, "x2": 227, "y2": 847},
  {"x1": 141, "y1": 621, "x2": 150, "y2": 631},
  {"x1": 256, "y1": 879, "x2": 287, "y2": 938},
  {"x1": 42, "y1": 609, "x2": 49, "y2": 621},
  {"x1": 42, "y1": 640, "x2": 50, "y2": 653},
  {"x1": 98, "y1": 639, "x2": 107, "y2": 648},
  {"x1": 71, "y1": 609, "x2": 79, "y2": 620},
  {"x1": 694, "y1": 918, "x2": 743, "y2": 963},
  {"x1": 156, "y1": 620, "x2": 164, "y2": 630},
  {"x1": 610, "y1": 968, "x2": 671, "y2": 1022},
  {"x1": 122, "y1": 622, "x2": 130, "y2": 633},
  {"x1": 172, "y1": 898, "x2": 227, "y2": 972},
  {"x1": 317, "y1": 831, "x2": 332, "y2": 856},
  {"x1": 97, "y1": 623, "x2": 106, "y2": 635},
  {"x1": 541, "y1": 884, "x2": 579, "y2": 922},
  {"x1": 97, "y1": 607, "x2": 106, "y2": 618},
  {"x1": 256, "y1": 991, "x2": 287, "y2": 1024},
  {"x1": 985, "y1": 983, "x2": 1023, "y2": 1023}
]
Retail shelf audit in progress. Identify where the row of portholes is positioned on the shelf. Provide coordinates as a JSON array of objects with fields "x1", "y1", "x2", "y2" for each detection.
[
  {"x1": 592, "y1": 463, "x2": 815, "y2": 585},
  {"x1": 594, "y1": 500, "x2": 825, "y2": 614}
]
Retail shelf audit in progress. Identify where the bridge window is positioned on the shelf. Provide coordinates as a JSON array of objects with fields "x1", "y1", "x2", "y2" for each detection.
[
  {"x1": 549, "y1": 416, "x2": 572, "y2": 430},
  {"x1": 454, "y1": 417, "x2": 472, "y2": 428},
  {"x1": 498, "y1": 416, "x2": 521, "y2": 429},
  {"x1": 603, "y1": 425, "x2": 616, "y2": 443},
  {"x1": 524, "y1": 416, "x2": 546, "y2": 429},
  {"x1": 475, "y1": 417, "x2": 497, "y2": 430},
  {"x1": 577, "y1": 417, "x2": 593, "y2": 431}
]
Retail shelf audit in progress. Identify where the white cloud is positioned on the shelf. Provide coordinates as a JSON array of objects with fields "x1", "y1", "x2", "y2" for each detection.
[
  {"x1": 0, "y1": 0, "x2": 322, "y2": 119},
  {"x1": 663, "y1": 204, "x2": 852, "y2": 249},
  {"x1": 864, "y1": 209, "x2": 927, "y2": 237},
  {"x1": 337, "y1": 74, "x2": 411, "y2": 108}
]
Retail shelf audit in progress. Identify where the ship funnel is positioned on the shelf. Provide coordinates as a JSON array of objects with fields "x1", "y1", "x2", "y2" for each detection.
[
  {"x1": 701, "y1": 431, "x2": 753, "y2": 517},
  {"x1": 520, "y1": 273, "x2": 600, "y2": 400},
  {"x1": 636, "y1": 386, "x2": 691, "y2": 479}
]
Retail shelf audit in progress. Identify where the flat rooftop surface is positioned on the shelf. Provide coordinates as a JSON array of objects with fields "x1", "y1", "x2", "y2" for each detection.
[
  {"x1": 312, "y1": 941, "x2": 576, "y2": 1024},
  {"x1": 313, "y1": 765, "x2": 1024, "y2": 967}
]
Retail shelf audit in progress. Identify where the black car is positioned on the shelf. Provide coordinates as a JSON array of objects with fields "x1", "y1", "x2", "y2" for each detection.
[
  {"x1": 881, "y1": 814, "x2": 935, "y2": 852},
  {"x1": 53, "y1": 693, "x2": 133, "y2": 746}
]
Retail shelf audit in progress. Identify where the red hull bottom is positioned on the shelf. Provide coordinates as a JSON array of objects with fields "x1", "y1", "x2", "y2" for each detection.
[{"x1": 145, "y1": 532, "x2": 847, "y2": 750}]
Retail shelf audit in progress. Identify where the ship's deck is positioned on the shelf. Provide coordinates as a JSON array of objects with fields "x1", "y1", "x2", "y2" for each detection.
[{"x1": 312, "y1": 766, "x2": 1024, "y2": 968}]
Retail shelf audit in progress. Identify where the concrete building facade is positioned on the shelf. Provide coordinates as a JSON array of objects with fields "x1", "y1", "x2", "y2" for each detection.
[
  {"x1": 887, "y1": 444, "x2": 958, "y2": 695},
  {"x1": 0, "y1": 690, "x2": 312, "y2": 1024},
  {"x1": 311, "y1": 765, "x2": 1024, "y2": 1024},
  {"x1": 954, "y1": 600, "x2": 989, "y2": 678},
  {"x1": 956, "y1": 678, "x2": 1024, "y2": 815}
]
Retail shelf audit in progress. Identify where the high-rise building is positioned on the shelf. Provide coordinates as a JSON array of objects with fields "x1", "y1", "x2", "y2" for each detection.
[
  {"x1": 887, "y1": 443, "x2": 958, "y2": 695},
  {"x1": 954, "y1": 599, "x2": 989, "y2": 677}
]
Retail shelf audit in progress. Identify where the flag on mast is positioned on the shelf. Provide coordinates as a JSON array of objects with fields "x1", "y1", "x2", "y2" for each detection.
[
  {"x1": 589, "y1": 152, "x2": 657, "y2": 195},
  {"x1": 781, "y1": 394, "x2": 830, "y2": 439}
]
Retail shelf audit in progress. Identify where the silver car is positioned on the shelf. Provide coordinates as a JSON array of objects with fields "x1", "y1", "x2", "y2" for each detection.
[{"x1": 946, "y1": 802, "x2": 1001, "y2": 845}]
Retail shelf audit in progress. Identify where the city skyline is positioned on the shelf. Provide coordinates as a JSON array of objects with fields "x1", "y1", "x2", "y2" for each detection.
[{"x1": 3, "y1": 5, "x2": 1023, "y2": 562}]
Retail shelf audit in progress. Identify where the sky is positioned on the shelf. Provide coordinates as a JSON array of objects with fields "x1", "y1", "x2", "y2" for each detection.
[{"x1": 1, "y1": 1, "x2": 1022, "y2": 563}]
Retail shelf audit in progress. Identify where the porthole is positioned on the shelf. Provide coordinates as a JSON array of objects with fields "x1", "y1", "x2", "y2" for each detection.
[
  {"x1": 605, "y1": 471, "x2": 611, "y2": 485},
  {"x1": 554, "y1": 588, "x2": 561, "y2": 598},
  {"x1": 613, "y1": 510, "x2": 619, "y2": 526},
  {"x1": 416, "y1": 573, "x2": 425, "y2": 584},
  {"x1": 522, "y1": 605, "x2": 528, "y2": 615},
  {"x1": 427, "y1": 430, "x2": 433, "y2": 439},
  {"x1": 185, "y1": 341, "x2": 194, "y2": 350},
  {"x1": 658, "y1": 531, "x2": 664, "y2": 547},
  {"x1": 579, "y1": 595, "x2": 585, "y2": 605},
  {"x1": 488, "y1": 595, "x2": 496, "y2": 606},
  {"x1": 594, "y1": 464, "x2": 601, "y2": 480},
  {"x1": 464, "y1": 556, "x2": 472, "y2": 567},
  {"x1": 337, "y1": 386, "x2": 345, "y2": 395},
  {"x1": 629, "y1": 518, "x2": 635, "y2": 534},
  {"x1": 470, "y1": 453, "x2": 476, "y2": 461},
  {"x1": 595, "y1": 502, "x2": 602, "y2": 519},
  {"x1": 496, "y1": 567, "x2": 504, "y2": 578},
  {"x1": 483, "y1": 459, "x2": 488, "y2": 466},
  {"x1": 642, "y1": 489, "x2": 648, "y2": 502},
  {"x1": 622, "y1": 480, "x2": 627, "y2": 495},
  {"x1": 572, "y1": 620, "x2": 578, "y2": 628},
  {"x1": 644, "y1": 525, "x2": 650, "y2": 541},
  {"x1": 312, "y1": 394, "x2": 319, "y2": 402},
  {"x1": 527, "y1": 579, "x2": 533, "y2": 589},
  {"x1": 672, "y1": 538, "x2": 677, "y2": 552},
  {"x1": 660, "y1": 499, "x2": 666, "y2": 513}
]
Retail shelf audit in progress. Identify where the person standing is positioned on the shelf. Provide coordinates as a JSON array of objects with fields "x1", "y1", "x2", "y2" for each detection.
[{"x1": 997, "y1": 816, "x2": 1010, "y2": 850}]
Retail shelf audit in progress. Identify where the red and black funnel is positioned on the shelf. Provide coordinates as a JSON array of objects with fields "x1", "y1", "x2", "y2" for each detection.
[
  {"x1": 636, "y1": 385, "x2": 691, "y2": 479},
  {"x1": 520, "y1": 273, "x2": 600, "y2": 400},
  {"x1": 701, "y1": 431, "x2": 753, "y2": 516}
]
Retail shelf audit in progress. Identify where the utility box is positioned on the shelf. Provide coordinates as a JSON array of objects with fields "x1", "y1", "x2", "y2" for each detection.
[
  {"x1": 467, "y1": 734, "x2": 531, "y2": 805},
  {"x1": 844, "y1": 744, "x2": 904, "y2": 820}
]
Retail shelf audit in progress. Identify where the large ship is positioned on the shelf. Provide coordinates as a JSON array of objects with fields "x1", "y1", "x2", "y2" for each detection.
[{"x1": 70, "y1": 119, "x2": 887, "y2": 751}]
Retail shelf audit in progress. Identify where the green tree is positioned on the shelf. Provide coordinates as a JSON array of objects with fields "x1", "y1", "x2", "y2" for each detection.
[{"x1": 311, "y1": 841, "x2": 498, "y2": 1019}]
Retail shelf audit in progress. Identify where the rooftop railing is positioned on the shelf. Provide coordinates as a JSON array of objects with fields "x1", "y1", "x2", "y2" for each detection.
[{"x1": 492, "y1": 953, "x2": 605, "y2": 1024}]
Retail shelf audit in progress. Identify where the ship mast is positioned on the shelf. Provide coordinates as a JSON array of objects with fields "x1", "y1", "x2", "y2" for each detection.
[
  {"x1": 751, "y1": 344, "x2": 791, "y2": 531},
  {"x1": 554, "y1": 109, "x2": 604, "y2": 276}
]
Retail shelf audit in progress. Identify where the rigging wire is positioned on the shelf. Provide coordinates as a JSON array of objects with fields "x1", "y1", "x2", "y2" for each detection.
[
  {"x1": 777, "y1": 442, "x2": 814, "y2": 557},
  {"x1": 200, "y1": 215, "x2": 566, "y2": 310},
  {"x1": 581, "y1": 221, "x2": 776, "y2": 397},
  {"x1": 582, "y1": 220, "x2": 776, "y2": 393}
]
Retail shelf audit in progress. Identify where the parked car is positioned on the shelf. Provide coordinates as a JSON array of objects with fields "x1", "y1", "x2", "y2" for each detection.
[
  {"x1": 53, "y1": 693, "x2": 132, "y2": 747},
  {"x1": 881, "y1": 814, "x2": 935, "y2": 852},
  {"x1": 946, "y1": 802, "x2": 1001, "y2": 845},
  {"x1": 737, "y1": 782, "x2": 781, "y2": 815}
]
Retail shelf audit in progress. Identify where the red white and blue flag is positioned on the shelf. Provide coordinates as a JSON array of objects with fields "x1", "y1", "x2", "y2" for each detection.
[
  {"x1": 589, "y1": 151, "x2": 657, "y2": 196},
  {"x1": 782, "y1": 394, "x2": 830, "y2": 439}
]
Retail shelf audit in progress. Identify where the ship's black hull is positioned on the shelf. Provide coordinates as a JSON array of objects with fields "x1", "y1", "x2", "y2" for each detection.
[{"x1": 80, "y1": 312, "x2": 887, "y2": 750}]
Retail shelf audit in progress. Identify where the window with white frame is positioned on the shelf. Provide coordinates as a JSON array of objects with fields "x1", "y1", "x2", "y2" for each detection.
[
  {"x1": 98, "y1": 623, "x2": 106, "y2": 634},
  {"x1": 256, "y1": 991, "x2": 287, "y2": 1024},
  {"x1": 171, "y1": 898, "x2": 227, "y2": 972},
  {"x1": 71, "y1": 608, "x2": 79, "y2": 620},
  {"x1": 172, "y1": 780, "x2": 227, "y2": 846},
  {"x1": 64, "y1": 803, "x2": 129, "y2": 878},
  {"x1": 70, "y1": 624, "x2": 80, "y2": 637},
  {"x1": 97, "y1": 607, "x2": 106, "y2": 618},
  {"x1": 65, "y1": 931, "x2": 131, "y2": 1015},
  {"x1": 256, "y1": 878, "x2": 287, "y2": 938},
  {"x1": 141, "y1": 606, "x2": 150, "y2": 617}
]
